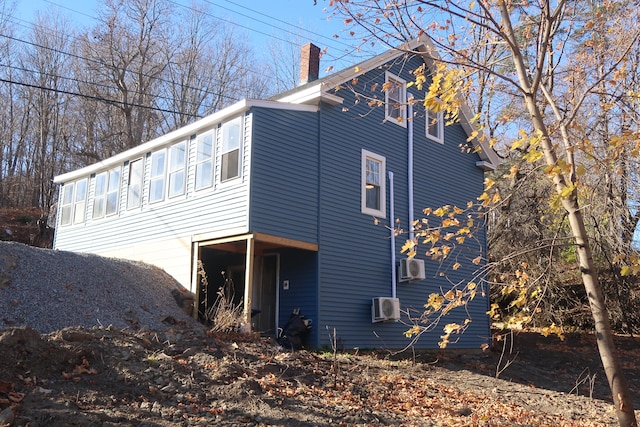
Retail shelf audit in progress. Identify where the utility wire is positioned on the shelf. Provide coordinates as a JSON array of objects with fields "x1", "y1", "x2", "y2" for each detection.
[
  {"x1": 0, "y1": 62, "x2": 227, "y2": 111},
  {"x1": 0, "y1": 76, "x2": 202, "y2": 117},
  {"x1": 0, "y1": 32, "x2": 246, "y2": 107}
]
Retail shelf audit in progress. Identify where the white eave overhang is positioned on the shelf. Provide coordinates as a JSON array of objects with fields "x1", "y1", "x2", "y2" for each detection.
[
  {"x1": 54, "y1": 99, "x2": 318, "y2": 184},
  {"x1": 276, "y1": 83, "x2": 344, "y2": 106}
]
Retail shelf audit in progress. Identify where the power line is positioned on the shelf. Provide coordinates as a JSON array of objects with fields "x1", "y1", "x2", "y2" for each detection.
[
  {"x1": 0, "y1": 61, "x2": 227, "y2": 112},
  {"x1": 0, "y1": 32, "x2": 247, "y2": 108},
  {"x1": 0, "y1": 76, "x2": 202, "y2": 117}
]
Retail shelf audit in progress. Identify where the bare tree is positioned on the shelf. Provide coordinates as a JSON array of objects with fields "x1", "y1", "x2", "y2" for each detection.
[
  {"x1": 75, "y1": 0, "x2": 171, "y2": 158},
  {"x1": 19, "y1": 11, "x2": 75, "y2": 213}
]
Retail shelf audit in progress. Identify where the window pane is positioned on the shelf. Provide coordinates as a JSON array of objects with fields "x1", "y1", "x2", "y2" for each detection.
[
  {"x1": 427, "y1": 108, "x2": 442, "y2": 140},
  {"x1": 196, "y1": 134, "x2": 213, "y2": 162},
  {"x1": 93, "y1": 198, "x2": 105, "y2": 218},
  {"x1": 366, "y1": 186, "x2": 380, "y2": 210},
  {"x1": 221, "y1": 150, "x2": 239, "y2": 181},
  {"x1": 149, "y1": 151, "x2": 165, "y2": 202},
  {"x1": 73, "y1": 202, "x2": 85, "y2": 224},
  {"x1": 169, "y1": 170, "x2": 185, "y2": 198},
  {"x1": 195, "y1": 161, "x2": 213, "y2": 190},
  {"x1": 62, "y1": 184, "x2": 74, "y2": 204},
  {"x1": 103, "y1": 168, "x2": 120, "y2": 216},
  {"x1": 93, "y1": 173, "x2": 107, "y2": 219},
  {"x1": 127, "y1": 160, "x2": 143, "y2": 210},
  {"x1": 75, "y1": 180, "x2": 87, "y2": 202},
  {"x1": 361, "y1": 149, "x2": 386, "y2": 217},
  {"x1": 106, "y1": 192, "x2": 118, "y2": 215},
  {"x1": 195, "y1": 133, "x2": 214, "y2": 190},
  {"x1": 386, "y1": 75, "x2": 405, "y2": 122},
  {"x1": 169, "y1": 142, "x2": 186, "y2": 172},
  {"x1": 94, "y1": 173, "x2": 107, "y2": 196},
  {"x1": 222, "y1": 118, "x2": 241, "y2": 152},
  {"x1": 74, "y1": 180, "x2": 87, "y2": 224},
  {"x1": 108, "y1": 169, "x2": 120, "y2": 191},
  {"x1": 149, "y1": 180, "x2": 164, "y2": 202},
  {"x1": 151, "y1": 151, "x2": 165, "y2": 178},
  {"x1": 60, "y1": 183, "x2": 74, "y2": 226},
  {"x1": 366, "y1": 159, "x2": 380, "y2": 186},
  {"x1": 60, "y1": 206, "x2": 73, "y2": 226},
  {"x1": 168, "y1": 142, "x2": 186, "y2": 198}
]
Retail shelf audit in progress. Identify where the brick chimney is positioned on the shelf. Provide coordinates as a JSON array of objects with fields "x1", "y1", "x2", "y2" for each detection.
[{"x1": 299, "y1": 43, "x2": 321, "y2": 85}]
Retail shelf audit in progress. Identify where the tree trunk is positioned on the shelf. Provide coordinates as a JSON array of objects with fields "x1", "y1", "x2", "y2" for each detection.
[{"x1": 497, "y1": 2, "x2": 637, "y2": 424}]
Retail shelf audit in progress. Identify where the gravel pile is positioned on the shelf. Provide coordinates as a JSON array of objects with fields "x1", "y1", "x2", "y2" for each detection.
[{"x1": 0, "y1": 241, "x2": 201, "y2": 333}]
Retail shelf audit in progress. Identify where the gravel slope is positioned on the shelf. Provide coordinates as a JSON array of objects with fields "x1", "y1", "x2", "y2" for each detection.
[{"x1": 0, "y1": 241, "x2": 200, "y2": 332}]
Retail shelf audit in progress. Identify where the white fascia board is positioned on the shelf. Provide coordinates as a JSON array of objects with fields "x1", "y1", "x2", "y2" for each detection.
[
  {"x1": 278, "y1": 85, "x2": 343, "y2": 105},
  {"x1": 54, "y1": 99, "x2": 318, "y2": 184},
  {"x1": 458, "y1": 103, "x2": 501, "y2": 168}
]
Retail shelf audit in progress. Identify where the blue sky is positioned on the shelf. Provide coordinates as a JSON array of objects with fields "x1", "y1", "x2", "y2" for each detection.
[{"x1": 10, "y1": 0, "x2": 371, "y2": 74}]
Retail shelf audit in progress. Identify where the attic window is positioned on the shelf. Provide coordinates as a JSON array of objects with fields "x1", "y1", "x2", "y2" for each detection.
[
  {"x1": 385, "y1": 72, "x2": 406, "y2": 127},
  {"x1": 426, "y1": 104, "x2": 444, "y2": 144}
]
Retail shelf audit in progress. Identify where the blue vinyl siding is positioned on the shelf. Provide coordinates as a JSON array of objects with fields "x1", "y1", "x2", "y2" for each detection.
[
  {"x1": 249, "y1": 108, "x2": 319, "y2": 244},
  {"x1": 314, "y1": 53, "x2": 490, "y2": 349},
  {"x1": 276, "y1": 248, "x2": 319, "y2": 347}
]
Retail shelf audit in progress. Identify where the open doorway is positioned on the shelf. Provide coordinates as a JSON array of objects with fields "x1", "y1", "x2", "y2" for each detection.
[{"x1": 197, "y1": 246, "x2": 279, "y2": 336}]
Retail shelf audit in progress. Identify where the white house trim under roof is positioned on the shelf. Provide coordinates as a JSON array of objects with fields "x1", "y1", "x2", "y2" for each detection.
[
  {"x1": 54, "y1": 99, "x2": 319, "y2": 184},
  {"x1": 276, "y1": 83, "x2": 344, "y2": 105}
]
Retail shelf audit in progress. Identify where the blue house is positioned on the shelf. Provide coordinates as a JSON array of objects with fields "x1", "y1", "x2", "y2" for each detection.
[{"x1": 53, "y1": 38, "x2": 498, "y2": 349}]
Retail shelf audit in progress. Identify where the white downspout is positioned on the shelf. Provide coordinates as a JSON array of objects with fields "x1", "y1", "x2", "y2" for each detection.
[
  {"x1": 408, "y1": 102, "x2": 415, "y2": 242},
  {"x1": 389, "y1": 171, "x2": 397, "y2": 299}
]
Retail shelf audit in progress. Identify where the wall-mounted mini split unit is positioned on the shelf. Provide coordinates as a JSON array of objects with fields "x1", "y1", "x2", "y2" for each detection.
[
  {"x1": 398, "y1": 258, "x2": 426, "y2": 282},
  {"x1": 371, "y1": 297, "x2": 401, "y2": 323}
]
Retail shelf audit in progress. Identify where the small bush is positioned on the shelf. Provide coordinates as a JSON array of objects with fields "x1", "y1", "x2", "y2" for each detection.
[{"x1": 198, "y1": 261, "x2": 244, "y2": 333}]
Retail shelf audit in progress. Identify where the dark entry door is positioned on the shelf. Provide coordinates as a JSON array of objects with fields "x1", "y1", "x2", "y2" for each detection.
[{"x1": 253, "y1": 254, "x2": 278, "y2": 334}]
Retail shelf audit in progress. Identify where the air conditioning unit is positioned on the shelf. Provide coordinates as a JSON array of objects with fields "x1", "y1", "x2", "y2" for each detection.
[
  {"x1": 371, "y1": 297, "x2": 401, "y2": 323},
  {"x1": 398, "y1": 258, "x2": 426, "y2": 282}
]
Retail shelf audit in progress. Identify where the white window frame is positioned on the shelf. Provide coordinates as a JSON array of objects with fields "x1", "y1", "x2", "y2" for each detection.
[
  {"x1": 73, "y1": 178, "x2": 88, "y2": 224},
  {"x1": 426, "y1": 105, "x2": 444, "y2": 144},
  {"x1": 92, "y1": 168, "x2": 120, "y2": 218},
  {"x1": 168, "y1": 141, "x2": 187, "y2": 198},
  {"x1": 126, "y1": 158, "x2": 144, "y2": 210},
  {"x1": 221, "y1": 116, "x2": 242, "y2": 182},
  {"x1": 149, "y1": 149, "x2": 166, "y2": 204},
  {"x1": 92, "y1": 172, "x2": 108, "y2": 219},
  {"x1": 385, "y1": 72, "x2": 407, "y2": 127},
  {"x1": 59, "y1": 182, "x2": 75, "y2": 226},
  {"x1": 195, "y1": 130, "x2": 215, "y2": 191},
  {"x1": 105, "y1": 167, "x2": 121, "y2": 216},
  {"x1": 361, "y1": 149, "x2": 386, "y2": 218}
]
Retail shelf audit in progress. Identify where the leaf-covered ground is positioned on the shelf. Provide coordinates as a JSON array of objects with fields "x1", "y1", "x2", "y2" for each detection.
[{"x1": 0, "y1": 325, "x2": 638, "y2": 427}]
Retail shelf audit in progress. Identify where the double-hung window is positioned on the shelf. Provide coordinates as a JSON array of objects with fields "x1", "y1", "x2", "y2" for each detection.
[
  {"x1": 61, "y1": 180, "x2": 86, "y2": 226},
  {"x1": 221, "y1": 117, "x2": 242, "y2": 182},
  {"x1": 168, "y1": 141, "x2": 187, "y2": 198},
  {"x1": 361, "y1": 149, "x2": 386, "y2": 218},
  {"x1": 149, "y1": 150, "x2": 166, "y2": 203},
  {"x1": 195, "y1": 131, "x2": 215, "y2": 190},
  {"x1": 93, "y1": 167, "x2": 120, "y2": 218},
  {"x1": 385, "y1": 72, "x2": 406, "y2": 126},
  {"x1": 426, "y1": 105, "x2": 444, "y2": 143},
  {"x1": 73, "y1": 179, "x2": 87, "y2": 224},
  {"x1": 127, "y1": 158, "x2": 143, "y2": 209}
]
